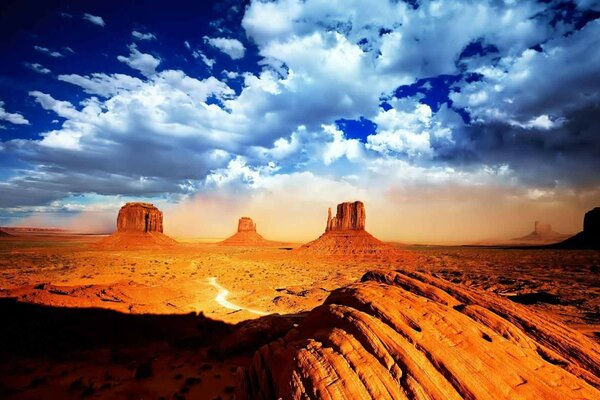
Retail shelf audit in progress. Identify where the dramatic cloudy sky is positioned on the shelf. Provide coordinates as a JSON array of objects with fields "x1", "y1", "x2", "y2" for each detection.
[{"x1": 1, "y1": 0, "x2": 599, "y2": 243}]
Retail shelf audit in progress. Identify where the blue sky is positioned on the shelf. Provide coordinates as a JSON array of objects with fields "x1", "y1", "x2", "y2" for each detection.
[{"x1": 0, "y1": 0, "x2": 599, "y2": 241}]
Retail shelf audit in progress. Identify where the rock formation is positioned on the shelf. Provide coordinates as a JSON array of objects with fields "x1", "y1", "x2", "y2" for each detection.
[
  {"x1": 298, "y1": 201, "x2": 396, "y2": 256},
  {"x1": 326, "y1": 201, "x2": 366, "y2": 231},
  {"x1": 220, "y1": 217, "x2": 278, "y2": 246},
  {"x1": 117, "y1": 202, "x2": 164, "y2": 233},
  {"x1": 553, "y1": 207, "x2": 600, "y2": 249},
  {"x1": 237, "y1": 270, "x2": 600, "y2": 399},
  {"x1": 513, "y1": 220, "x2": 570, "y2": 243},
  {"x1": 0, "y1": 228, "x2": 13, "y2": 237},
  {"x1": 94, "y1": 203, "x2": 177, "y2": 250}
]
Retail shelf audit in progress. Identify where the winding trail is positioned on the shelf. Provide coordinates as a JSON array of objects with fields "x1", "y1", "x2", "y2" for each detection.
[{"x1": 206, "y1": 276, "x2": 268, "y2": 316}]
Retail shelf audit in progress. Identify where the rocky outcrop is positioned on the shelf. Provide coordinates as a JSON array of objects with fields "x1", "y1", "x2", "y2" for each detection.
[
  {"x1": 238, "y1": 217, "x2": 257, "y2": 232},
  {"x1": 94, "y1": 203, "x2": 176, "y2": 250},
  {"x1": 220, "y1": 217, "x2": 278, "y2": 246},
  {"x1": 237, "y1": 270, "x2": 600, "y2": 399},
  {"x1": 513, "y1": 220, "x2": 570, "y2": 243},
  {"x1": 298, "y1": 201, "x2": 396, "y2": 256},
  {"x1": 553, "y1": 207, "x2": 600, "y2": 249},
  {"x1": 326, "y1": 201, "x2": 366, "y2": 231},
  {"x1": 117, "y1": 202, "x2": 163, "y2": 233},
  {"x1": 0, "y1": 228, "x2": 12, "y2": 237}
]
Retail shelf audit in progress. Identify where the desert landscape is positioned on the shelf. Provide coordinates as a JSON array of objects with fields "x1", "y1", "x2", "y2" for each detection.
[
  {"x1": 2, "y1": 1, "x2": 600, "y2": 399},
  {"x1": 0, "y1": 202, "x2": 599, "y2": 399}
]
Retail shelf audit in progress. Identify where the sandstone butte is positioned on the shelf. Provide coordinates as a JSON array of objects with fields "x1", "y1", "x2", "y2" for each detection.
[
  {"x1": 94, "y1": 202, "x2": 177, "y2": 250},
  {"x1": 553, "y1": 207, "x2": 600, "y2": 249},
  {"x1": 297, "y1": 201, "x2": 397, "y2": 255},
  {"x1": 513, "y1": 220, "x2": 570, "y2": 243},
  {"x1": 220, "y1": 217, "x2": 278, "y2": 246},
  {"x1": 236, "y1": 269, "x2": 600, "y2": 400}
]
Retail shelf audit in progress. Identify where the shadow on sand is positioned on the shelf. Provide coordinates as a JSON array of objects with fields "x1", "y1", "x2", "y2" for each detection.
[{"x1": 0, "y1": 298, "x2": 235, "y2": 358}]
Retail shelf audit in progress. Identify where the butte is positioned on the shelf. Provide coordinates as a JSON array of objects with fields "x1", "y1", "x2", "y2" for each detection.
[
  {"x1": 219, "y1": 217, "x2": 279, "y2": 246},
  {"x1": 297, "y1": 201, "x2": 397, "y2": 255},
  {"x1": 552, "y1": 207, "x2": 600, "y2": 249},
  {"x1": 94, "y1": 202, "x2": 177, "y2": 250}
]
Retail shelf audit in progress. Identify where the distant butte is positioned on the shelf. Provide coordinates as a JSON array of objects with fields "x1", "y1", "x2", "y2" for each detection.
[
  {"x1": 220, "y1": 217, "x2": 278, "y2": 246},
  {"x1": 553, "y1": 207, "x2": 600, "y2": 249},
  {"x1": 298, "y1": 201, "x2": 397, "y2": 255},
  {"x1": 513, "y1": 220, "x2": 570, "y2": 243},
  {"x1": 94, "y1": 202, "x2": 177, "y2": 250}
]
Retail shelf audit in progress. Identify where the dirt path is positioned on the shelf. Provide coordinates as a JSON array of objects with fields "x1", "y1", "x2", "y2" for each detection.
[{"x1": 206, "y1": 276, "x2": 268, "y2": 316}]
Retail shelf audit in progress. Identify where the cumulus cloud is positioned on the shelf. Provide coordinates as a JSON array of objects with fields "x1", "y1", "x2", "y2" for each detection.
[
  {"x1": 204, "y1": 36, "x2": 246, "y2": 59},
  {"x1": 82, "y1": 13, "x2": 105, "y2": 27},
  {"x1": 0, "y1": 101, "x2": 29, "y2": 125},
  {"x1": 117, "y1": 44, "x2": 161, "y2": 76},
  {"x1": 2, "y1": 0, "x2": 600, "y2": 241}
]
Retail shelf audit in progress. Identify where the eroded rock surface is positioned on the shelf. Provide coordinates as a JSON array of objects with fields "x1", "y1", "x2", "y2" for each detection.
[
  {"x1": 299, "y1": 201, "x2": 396, "y2": 255},
  {"x1": 117, "y1": 202, "x2": 164, "y2": 233},
  {"x1": 554, "y1": 207, "x2": 600, "y2": 249},
  {"x1": 220, "y1": 217, "x2": 277, "y2": 246},
  {"x1": 238, "y1": 270, "x2": 600, "y2": 399},
  {"x1": 94, "y1": 203, "x2": 176, "y2": 250},
  {"x1": 238, "y1": 217, "x2": 257, "y2": 232},
  {"x1": 326, "y1": 201, "x2": 366, "y2": 231}
]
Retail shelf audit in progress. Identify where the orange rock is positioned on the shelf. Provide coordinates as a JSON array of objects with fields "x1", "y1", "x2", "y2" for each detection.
[
  {"x1": 117, "y1": 202, "x2": 164, "y2": 233},
  {"x1": 237, "y1": 270, "x2": 600, "y2": 399},
  {"x1": 220, "y1": 217, "x2": 279, "y2": 247},
  {"x1": 299, "y1": 201, "x2": 397, "y2": 256},
  {"x1": 94, "y1": 203, "x2": 176, "y2": 250}
]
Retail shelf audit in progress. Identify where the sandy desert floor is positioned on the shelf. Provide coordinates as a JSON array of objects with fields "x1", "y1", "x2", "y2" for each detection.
[{"x1": 0, "y1": 234, "x2": 598, "y2": 399}]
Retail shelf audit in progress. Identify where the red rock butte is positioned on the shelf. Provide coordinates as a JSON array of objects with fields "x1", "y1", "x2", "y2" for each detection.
[
  {"x1": 94, "y1": 202, "x2": 177, "y2": 250},
  {"x1": 298, "y1": 201, "x2": 397, "y2": 256},
  {"x1": 553, "y1": 206, "x2": 600, "y2": 249},
  {"x1": 117, "y1": 202, "x2": 164, "y2": 233},
  {"x1": 220, "y1": 217, "x2": 277, "y2": 246}
]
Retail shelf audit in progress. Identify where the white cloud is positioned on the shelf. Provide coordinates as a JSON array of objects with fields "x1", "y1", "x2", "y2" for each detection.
[
  {"x1": 204, "y1": 37, "x2": 246, "y2": 59},
  {"x1": 25, "y1": 62, "x2": 51, "y2": 74},
  {"x1": 34, "y1": 46, "x2": 63, "y2": 57},
  {"x1": 58, "y1": 73, "x2": 144, "y2": 97},
  {"x1": 117, "y1": 44, "x2": 161, "y2": 77},
  {"x1": 0, "y1": 101, "x2": 29, "y2": 125},
  {"x1": 451, "y1": 20, "x2": 600, "y2": 126},
  {"x1": 192, "y1": 50, "x2": 215, "y2": 68},
  {"x1": 132, "y1": 30, "x2": 156, "y2": 41},
  {"x1": 82, "y1": 13, "x2": 105, "y2": 27},
  {"x1": 366, "y1": 102, "x2": 452, "y2": 158}
]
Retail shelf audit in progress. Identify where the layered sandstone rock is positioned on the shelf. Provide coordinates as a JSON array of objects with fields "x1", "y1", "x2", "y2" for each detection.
[
  {"x1": 554, "y1": 207, "x2": 600, "y2": 249},
  {"x1": 299, "y1": 201, "x2": 396, "y2": 255},
  {"x1": 326, "y1": 201, "x2": 366, "y2": 231},
  {"x1": 238, "y1": 217, "x2": 257, "y2": 232},
  {"x1": 237, "y1": 270, "x2": 600, "y2": 399},
  {"x1": 117, "y1": 202, "x2": 164, "y2": 233},
  {"x1": 94, "y1": 203, "x2": 176, "y2": 250},
  {"x1": 220, "y1": 217, "x2": 278, "y2": 246}
]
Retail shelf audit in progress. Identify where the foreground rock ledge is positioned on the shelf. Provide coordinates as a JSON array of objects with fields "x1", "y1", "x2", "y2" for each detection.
[{"x1": 237, "y1": 270, "x2": 600, "y2": 399}]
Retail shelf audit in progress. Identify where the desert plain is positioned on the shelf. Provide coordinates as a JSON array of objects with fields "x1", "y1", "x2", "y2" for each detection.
[{"x1": 0, "y1": 225, "x2": 599, "y2": 399}]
